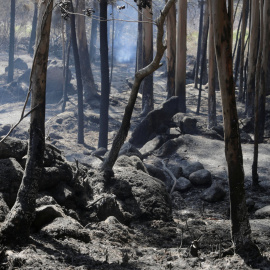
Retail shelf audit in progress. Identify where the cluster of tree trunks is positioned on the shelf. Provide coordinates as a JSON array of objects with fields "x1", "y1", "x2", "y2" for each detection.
[{"x1": 3, "y1": 0, "x2": 270, "y2": 259}]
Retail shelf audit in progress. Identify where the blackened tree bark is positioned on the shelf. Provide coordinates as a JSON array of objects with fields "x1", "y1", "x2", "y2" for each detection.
[
  {"x1": 136, "y1": 8, "x2": 143, "y2": 74},
  {"x1": 8, "y1": 0, "x2": 15, "y2": 83},
  {"x1": 70, "y1": 0, "x2": 84, "y2": 144},
  {"x1": 194, "y1": 0, "x2": 204, "y2": 89},
  {"x1": 28, "y1": 1, "x2": 38, "y2": 56},
  {"x1": 89, "y1": 1, "x2": 99, "y2": 64},
  {"x1": 175, "y1": 0, "x2": 187, "y2": 112},
  {"x1": 62, "y1": 21, "x2": 71, "y2": 112},
  {"x1": 196, "y1": 0, "x2": 209, "y2": 114},
  {"x1": 257, "y1": 0, "x2": 270, "y2": 143},
  {"x1": 238, "y1": 0, "x2": 249, "y2": 102},
  {"x1": 210, "y1": 0, "x2": 259, "y2": 254},
  {"x1": 141, "y1": 1, "x2": 154, "y2": 116},
  {"x1": 253, "y1": 0, "x2": 270, "y2": 185},
  {"x1": 76, "y1": 0, "x2": 97, "y2": 101},
  {"x1": 207, "y1": 0, "x2": 216, "y2": 128},
  {"x1": 166, "y1": 0, "x2": 176, "y2": 99},
  {"x1": 98, "y1": 0, "x2": 110, "y2": 149},
  {"x1": 246, "y1": 0, "x2": 259, "y2": 117},
  {"x1": 0, "y1": 0, "x2": 53, "y2": 245},
  {"x1": 101, "y1": 0, "x2": 176, "y2": 173}
]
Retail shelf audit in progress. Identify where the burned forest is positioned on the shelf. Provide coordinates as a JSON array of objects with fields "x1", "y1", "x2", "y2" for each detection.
[{"x1": 1, "y1": 0, "x2": 270, "y2": 269}]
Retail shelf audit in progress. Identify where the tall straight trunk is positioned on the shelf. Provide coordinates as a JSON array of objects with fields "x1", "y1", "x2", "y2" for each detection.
[
  {"x1": 175, "y1": 0, "x2": 187, "y2": 112},
  {"x1": 136, "y1": 9, "x2": 143, "y2": 73},
  {"x1": 0, "y1": 0, "x2": 53, "y2": 245},
  {"x1": 62, "y1": 22, "x2": 71, "y2": 112},
  {"x1": 197, "y1": 0, "x2": 209, "y2": 114},
  {"x1": 257, "y1": 1, "x2": 270, "y2": 143},
  {"x1": 207, "y1": 0, "x2": 216, "y2": 128},
  {"x1": 8, "y1": 0, "x2": 15, "y2": 83},
  {"x1": 201, "y1": 0, "x2": 210, "y2": 85},
  {"x1": 194, "y1": 0, "x2": 204, "y2": 89},
  {"x1": 98, "y1": 0, "x2": 110, "y2": 149},
  {"x1": 89, "y1": 2, "x2": 99, "y2": 64},
  {"x1": 166, "y1": 0, "x2": 176, "y2": 99},
  {"x1": 238, "y1": 0, "x2": 249, "y2": 102},
  {"x1": 233, "y1": 14, "x2": 242, "y2": 61},
  {"x1": 70, "y1": 1, "x2": 84, "y2": 144},
  {"x1": 76, "y1": 0, "x2": 97, "y2": 101},
  {"x1": 210, "y1": 0, "x2": 257, "y2": 253},
  {"x1": 234, "y1": 34, "x2": 241, "y2": 84},
  {"x1": 110, "y1": 4, "x2": 115, "y2": 89},
  {"x1": 246, "y1": 0, "x2": 259, "y2": 117},
  {"x1": 141, "y1": 1, "x2": 154, "y2": 116},
  {"x1": 252, "y1": 0, "x2": 263, "y2": 186},
  {"x1": 28, "y1": 1, "x2": 38, "y2": 55}
]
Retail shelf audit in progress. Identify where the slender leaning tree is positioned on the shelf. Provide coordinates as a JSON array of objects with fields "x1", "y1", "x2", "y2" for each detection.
[{"x1": 0, "y1": 0, "x2": 53, "y2": 246}]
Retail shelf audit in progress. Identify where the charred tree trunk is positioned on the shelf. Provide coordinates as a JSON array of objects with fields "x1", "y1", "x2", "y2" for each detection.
[
  {"x1": 98, "y1": 0, "x2": 110, "y2": 149},
  {"x1": 136, "y1": 8, "x2": 143, "y2": 74},
  {"x1": 246, "y1": 0, "x2": 259, "y2": 118},
  {"x1": 7, "y1": 0, "x2": 15, "y2": 83},
  {"x1": 175, "y1": 0, "x2": 187, "y2": 112},
  {"x1": 0, "y1": 0, "x2": 53, "y2": 246},
  {"x1": 62, "y1": 22, "x2": 71, "y2": 113},
  {"x1": 76, "y1": 0, "x2": 97, "y2": 101},
  {"x1": 166, "y1": 0, "x2": 176, "y2": 99},
  {"x1": 101, "y1": 0, "x2": 176, "y2": 174},
  {"x1": 257, "y1": 1, "x2": 269, "y2": 143},
  {"x1": 89, "y1": 2, "x2": 99, "y2": 64},
  {"x1": 197, "y1": 0, "x2": 209, "y2": 114},
  {"x1": 28, "y1": 1, "x2": 38, "y2": 56},
  {"x1": 238, "y1": 0, "x2": 249, "y2": 102},
  {"x1": 70, "y1": 0, "x2": 84, "y2": 144},
  {"x1": 210, "y1": 0, "x2": 258, "y2": 254},
  {"x1": 194, "y1": 0, "x2": 204, "y2": 89},
  {"x1": 141, "y1": 1, "x2": 154, "y2": 116},
  {"x1": 207, "y1": 0, "x2": 216, "y2": 128}
]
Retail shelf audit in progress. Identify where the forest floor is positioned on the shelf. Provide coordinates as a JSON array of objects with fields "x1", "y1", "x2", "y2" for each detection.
[{"x1": 1, "y1": 51, "x2": 270, "y2": 269}]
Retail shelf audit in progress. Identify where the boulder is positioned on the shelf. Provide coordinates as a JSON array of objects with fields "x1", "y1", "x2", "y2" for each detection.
[
  {"x1": 32, "y1": 204, "x2": 66, "y2": 231},
  {"x1": 144, "y1": 163, "x2": 170, "y2": 190},
  {"x1": 14, "y1": 58, "x2": 28, "y2": 70},
  {"x1": 40, "y1": 217, "x2": 91, "y2": 242},
  {"x1": 112, "y1": 169, "x2": 172, "y2": 222},
  {"x1": 140, "y1": 135, "x2": 164, "y2": 158},
  {"x1": 36, "y1": 195, "x2": 58, "y2": 207},
  {"x1": 181, "y1": 161, "x2": 204, "y2": 178},
  {"x1": 5, "y1": 58, "x2": 28, "y2": 71},
  {"x1": 255, "y1": 206, "x2": 270, "y2": 218},
  {"x1": 0, "y1": 137, "x2": 28, "y2": 160},
  {"x1": 201, "y1": 182, "x2": 226, "y2": 202},
  {"x1": 86, "y1": 194, "x2": 126, "y2": 223},
  {"x1": 189, "y1": 169, "x2": 212, "y2": 186},
  {"x1": 86, "y1": 169, "x2": 172, "y2": 223},
  {"x1": 180, "y1": 117, "x2": 198, "y2": 134},
  {"x1": 129, "y1": 96, "x2": 179, "y2": 147},
  {"x1": 174, "y1": 177, "x2": 192, "y2": 192},
  {"x1": 115, "y1": 155, "x2": 148, "y2": 174},
  {"x1": 0, "y1": 158, "x2": 24, "y2": 207},
  {"x1": 154, "y1": 137, "x2": 183, "y2": 157}
]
